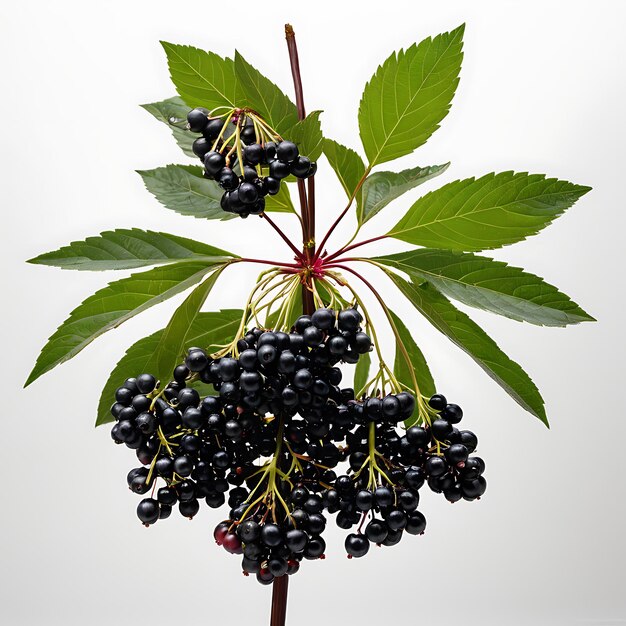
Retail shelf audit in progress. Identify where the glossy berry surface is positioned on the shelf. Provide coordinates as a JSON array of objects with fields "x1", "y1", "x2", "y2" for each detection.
[
  {"x1": 187, "y1": 107, "x2": 209, "y2": 132},
  {"x1": 109, "y1": 309, "x2": 486, "y2": 583},
  {"x1": 183, "y1": 110, "x2": 317, "y2": 219}
]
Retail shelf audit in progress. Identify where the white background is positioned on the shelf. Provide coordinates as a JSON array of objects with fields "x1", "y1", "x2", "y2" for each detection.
[{"x1": 1, "y1": 1, "x2": 624, "y2": 624}]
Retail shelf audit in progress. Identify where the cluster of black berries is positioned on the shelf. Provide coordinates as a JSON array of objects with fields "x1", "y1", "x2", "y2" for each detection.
[
  {"x1": 312, "y1": 393, "x2": 485, "y2": 561},
  {"x1": 109, "y1": 307, "x2": 486, "y2": 584},
  {"x1": 420, "y1": 394, "x2": 486, "y2": 502},
  {"x1": 186, "y1": 108, "x2": 317, "y2": 218},
  {"x1": 109, "y1": 308, "x2": 368, "y2": 530},
  {"x1": 214, "y1": 477, "x2": 332, "y2": 584},
  {"x1": 183, "y1": 307, "x2": 371, "y2": 413}
]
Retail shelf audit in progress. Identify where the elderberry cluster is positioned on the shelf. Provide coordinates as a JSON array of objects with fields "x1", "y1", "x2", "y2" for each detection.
[
  {"x1": 420, "y1": 394, "x2": 486, "y2": 502},
  {"x1": 215, "y1": 475, "x2": 332, "y2": 584},
  {"x1": 109, "y1": 307, "x2": 486, "y2": 584},
  {"x1": 186, "y1": 107, "x2": 317, "y2": 218},
  {"x1": 109, "y1": 308, "x2": 368, "y2": 528},
  {"x1": 316, "y1": 393, "x2": 485, "y2": 560}
]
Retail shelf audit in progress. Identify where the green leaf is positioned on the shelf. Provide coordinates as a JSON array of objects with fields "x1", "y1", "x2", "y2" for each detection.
[
  {"x1": 353, "y1": 350, "x2": 371, "y2": 397},
  {"x1": 27, "y1": 228, "x2": 237, "y2": 271},
  {"x1": 137, "y1": 164, "x2": 234, "y2": 220},
  {"x1": 96, "y1": 333, "x2": 163, "y2": 427},
  {"x1": 187, "y1": 379, "x2": 216, "y2": 397},
  {"x1": 290, "y1": 111, "x2": 324, "y2": 161},
  {"x1": 161, "y1": 42, "x2": 237, "y2": 110},
  {"x1": 388, "y1": 275, "x2": 547, "y2": 425},
  {"x1": 140, "y1": 96, "x2": 196, "y2": 157},
  {"x1": 138, "y1": 164, "x2": 290, "y2": 218},
  {"x1": 95, "y1": 309, "x2": 241, "y2": 426},
  {"x1": 359, "y1": 25, "x2": 464, "y2": 166},
  {"x1": 153, "y1": 266, "x2": 227, "y2": 386},
  {"x1": 388, "y1": 310, "x2": 435, "y2": 405},
  {"x1": 234, "y1": 51, "x2": 299, "y2": 137},
  {"x1": 265, "y1": 181, "x2": 295, "y2": 213},
  {"x1": 323, "y1": 139, "x2": 365, "y2": 206},
  {"x1": 388, "y1": 171, "x2": 591, "y2": 251},
  {"x1": 359, "y1": 163, "x2": 450, "y2": 225},
  {"x1": 375, "y1": 249, "x2": 594, "y2": 327},
  {"x1": 26, "y1": 261, "x2": 221, "y2": 386}
]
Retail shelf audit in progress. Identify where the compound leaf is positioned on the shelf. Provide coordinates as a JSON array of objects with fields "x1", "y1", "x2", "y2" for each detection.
[
  {"x1": 137, "y1": 164, "x2": 233, "y2": 220},
  {"x1": 26, "y1": 261, "x2": 222, "y2": 386},
  {"x1": 28, "y1": 228, "x2": 237, "y2": 271},
  {"x1": 388, "y1": 275, "x2": 547, "y2": 425},
  {"x1": 376, "y1": 248, "x2": 594, "y2": 327},
  {"x1": 161, "y1": 42, "x2": 237, "y2": 110},
  {"x1": 359, "y1": 25, "x2": 464, "y2": 166},
  {"x1": 388, "y1": 171, "x2": 591, "y2": 251},
  {"x1": 353, "y1": 350, "x2": 371, "y2": 397},
  {"x1": 153, "y1": 266, "x2": 227, "y2": 386},
  {"x1": 291, "y1": 111, "x2": 324, "y2": 161},
  {"x1": 359, "y1": 163, "x2": 449, "y2": 225},
  {"x1": 388, "y1": 309, "x2": 435, "y2": 405},
  {"x1": 323, "y1": 139, "x2": 366, "y2": 207},
  {"x1": 141, "y1": 96, "x2": 196, "y2": 157},
  {"x1": 234, "y1": 51, "x2": 299, "y2": 137}
]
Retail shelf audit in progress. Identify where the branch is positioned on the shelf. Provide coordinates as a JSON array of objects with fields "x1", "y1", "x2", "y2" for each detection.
[
  {"x1": 323, "y1": 234, "x2": 389, "y2": 263},
  {"x1": 313, "y1": 167, "x2": 371, "y2": 261},
  {"x1": 285, "y1": 23, "x2": 315, "y2": 315},
  {"x1": 261, "y1": 213, "x2": 305, "y2": 261}
]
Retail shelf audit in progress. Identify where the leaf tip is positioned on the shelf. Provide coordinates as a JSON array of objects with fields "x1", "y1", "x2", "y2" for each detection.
[
  {"x1": 533, "y1": 402, "x2": 549, "y2": 427},
  {"x1": 579, "y1": 311, "x2": 597, "y2": 323},
  {"x1": 23, "y1": 369, "x2": 37, "y2": 388},
  {"x1": 453, "y1": 23, "x2": 466, "y2": 35}
]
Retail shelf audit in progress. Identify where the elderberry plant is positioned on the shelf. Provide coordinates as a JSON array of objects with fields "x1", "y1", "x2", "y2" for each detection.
[{"x1": 27, "y1": 23, "x2": 593, "y2": 593}]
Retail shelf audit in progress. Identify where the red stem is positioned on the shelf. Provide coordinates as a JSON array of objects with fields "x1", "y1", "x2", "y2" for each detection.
[
  {"x1": 296, "y1": 180, "x2": 309, "y2": 238},
  {"x1": 285, "y1": 23, "x2": 315, "y2": 316},
  {"x1": 239, "y1": 257, "x2": 301, "y2": 269},
  {"x1": 265, "y1": 23, "x2": 312, "y2": 626},
  {"x1": 270, "y1": 575, "x2": 289, "y2": 626},
  {"x1": 307, "y1": 177, "x2": 315, "y2": 249},
  {"x1": 322, "y1": 234, "x2": 389, "y2": 264},
  {"x1": 314, "y1": 204, "x2": 350, "y2": 262},
  {"x1": 324, "y1": 263, "x2": 385, "y2": 301},
  {"x1": 261, "y1": 213, "x2": 304, "y2": 261},
  {"x1": 285, "y1": 24, "x2": 306, "y2": 117},
  {"x1": 313, "y1": 166, "x2": 369, "y2": 263}
]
